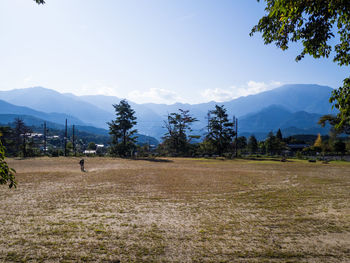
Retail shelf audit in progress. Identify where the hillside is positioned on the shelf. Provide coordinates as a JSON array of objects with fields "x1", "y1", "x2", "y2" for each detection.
[
  {"x1": 0, "y1": 84, "x2": 336, "y2": 139},
  {"x1": 0, "y1": 99, "x2": 85, "y2": 125},
  {"x1": 238, "y1": 104, "x2": 330, "y2": 139},
  {"x1": 0, "y1": 87, "x2": 114, "y2": 128},
  {"x1": 223, "y1": 84, "x2": 335, "y2": 117}
]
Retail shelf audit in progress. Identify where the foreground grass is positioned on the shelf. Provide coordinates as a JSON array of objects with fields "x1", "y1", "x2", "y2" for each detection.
[{"x1": 1, "y1": 157, "x2": 349, "y2": 262}]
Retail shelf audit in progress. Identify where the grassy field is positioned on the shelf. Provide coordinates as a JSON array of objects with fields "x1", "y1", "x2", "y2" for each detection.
[{"x1": 1, "y1": 157, "x2": 350, "y2": 263}]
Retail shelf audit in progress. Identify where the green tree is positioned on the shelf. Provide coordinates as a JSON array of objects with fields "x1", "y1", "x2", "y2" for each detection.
[
  {"x1": 248, "y1": 135, "x2": 259, "y2": 154},
  {"x1": 251, "y1": 1, "x2": 350, "y2": 131},
  {"x1": 333, "y1": 140, "x2": 346, "y2": 154},
  {"x1": 265, "y1": 131, "x2": 285, "y2": 156},
  {"x1": 66, "y1": 141, "x2": 74, "y2": 155},
  {"x1": 234, "y1": 136, "x2": 247, "y2": 154},
  {"x1": 265, "y1": 131, "x2": 275, "y2": 155},
  {"x1": 0, "y1": 134, "x2": 16, "y2": 188},
  {"x1": 108, "y1": 100, "x2": 137, "y2": 157},
  {"x1": 13, "y1": 118, "x2": 31, "y2": 158},
  {"x1": 0, "y1": 126, "x2": 16, "y2": 157},
  {"x1": 319, "y1": 114, "x2": 350, "y2": 135},
  {"x1": 87, "y1": 142, "x2": 97, "y2": 150},
  {"x1": 206, "y1": 105, "x2": 235, "y2": 155},
  {"x1": 162, "y1": 109, "x2": 198, "y2": 156},
  {"x1": 276, "y1": 129, "x2": 283, "y2": 141},
  {"x1": 34, "y1": 0, "x2": 45, "y2": 4}
]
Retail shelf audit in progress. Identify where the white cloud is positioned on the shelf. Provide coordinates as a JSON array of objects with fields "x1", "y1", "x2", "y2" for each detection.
[
  {"x1": 201, "y1": 81, "x2": 282, "y2": 102},
  {"x1": 128, "y1": 88, "x2": 183, "y2": 104},
  {"x1": 201, "y1": 88, "x2": 237, "y2": 102},
  {"x1": 74, "y1": 84, "x2": 121, "y2": 97},
  {"x1": 245, "y1": 80, "x2": 281, "y2": 95},
  {"x1": 94, "y1": 86, "x2": 120, "y2": 97}
]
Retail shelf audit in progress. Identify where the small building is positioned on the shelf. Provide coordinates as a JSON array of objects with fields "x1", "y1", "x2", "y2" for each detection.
[
  {"x1": 28, "y1": 133, "x2": 43, "y2": 138},
  {"x1": 84, "y1": 150, "x2": 96, "y2": 155},
  {"x1": 284, "y1": 144, "x2": 310, "y2": 156}
]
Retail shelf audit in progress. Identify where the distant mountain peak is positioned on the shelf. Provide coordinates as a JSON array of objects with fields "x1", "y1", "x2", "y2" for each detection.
[
  {"x1": 0, "y1": 84, "x2": 335, "y2": 139},
  {"x1": 277, "y1": 83, "x2": 334, "y2": 90}
]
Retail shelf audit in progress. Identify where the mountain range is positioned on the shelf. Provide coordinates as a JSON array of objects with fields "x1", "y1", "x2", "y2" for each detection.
[{"x1": 0, "y1": 84, "x2": 335, "y2": 140}]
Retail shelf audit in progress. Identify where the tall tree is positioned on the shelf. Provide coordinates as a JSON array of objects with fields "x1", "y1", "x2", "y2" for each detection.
[
  {"x1": 162, "y1": 109, "x2": 198, "y2": 156},
  {"x1": 251, "y1": 1, "x2": 350, "y2": 131},
  {"x1": 248, "y1": 135, "x2": 259, "y2": 154},
  {"x1": 333, "y1": 140, "x2": 346, "y2": 154},
  {"x1": 276, "y1": 129, "x2": 283, "y2": 141},
  {"x1": 108, "y1": 100, "x2": 137, "y2": 157},
  {"x1": 265, "y1": 131, "x2": 275, "y2": 156},
  {"x1": 314, "y1": 133, "x2": 322, "y2": 148},
  {"x1": 0, "y1": 126, "x2": 16, "y2": 156},
  {"x1": 13, "y1": 118, "x2": 31, "y2": 158},
  {"x1": 206, "y1": 105, "x2": 235, "y2": 155},
  {"x1": 234, "y1": 136, "x2": 247, "y2": 153},
  {"x1": 0, "y1": 133, "x2": 16, "y2": 188},
  {"x1": 34, "y1": 0, "x2": 45, "y2": 4},
  {"x1": 265, "y1": 131, "x2": 285, "y2": 156}
]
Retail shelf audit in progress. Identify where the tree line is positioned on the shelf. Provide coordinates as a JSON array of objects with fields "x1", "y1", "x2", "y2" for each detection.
[
  {"x1": 2, "y1": 99, "x2": 348, "y2": 161},
  {"x1": 107, "y1": 100, "x2": 350, "y2": 158},
  {"x1": 108, "y1": 100, "x2": 239, "y2": 158},
  {"x1": 1, "y1": 97, "x2": 349, "y2": 188}
]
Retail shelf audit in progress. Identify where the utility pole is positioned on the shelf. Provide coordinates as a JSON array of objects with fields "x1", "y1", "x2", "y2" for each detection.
[
  {"x1": 64, "y1": 119, "x2": 67, "y2": 157},
  {"x1": 43, "y1": 122, "x2": 47, "y2": 155},
  {"x1": 207, "y1": 111, "x2": 211, "y2": 135},
  {"x1": 72, "y1": 125, "x2": 76, "y2": 156},
  {"x1": 235, "y1": 117, "x2": 238, "y2": 158},
  {"x1": 22, "y1": 130, "x2": 26, "y2": 158}
]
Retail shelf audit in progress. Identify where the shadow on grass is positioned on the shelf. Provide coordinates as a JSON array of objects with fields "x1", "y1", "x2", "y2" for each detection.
[
  {"x1": 243, "y1": 157, "x2": 294, "y2": 162},
  {"x1": 132, "y1": 157, "x2": 173, "y2": 163}
]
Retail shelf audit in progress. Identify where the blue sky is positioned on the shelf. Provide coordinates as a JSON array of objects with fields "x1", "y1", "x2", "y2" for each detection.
[{"x1": 0, "y1": 0, "x2": 348, "y2": 104}]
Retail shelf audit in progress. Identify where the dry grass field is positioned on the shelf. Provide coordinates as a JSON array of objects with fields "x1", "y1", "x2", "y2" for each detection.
[{"x1": 0, "y1": 157, "x2": 350, "y2": 263}]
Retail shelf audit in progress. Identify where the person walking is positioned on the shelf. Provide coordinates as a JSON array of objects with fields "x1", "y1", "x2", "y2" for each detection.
[{"x1": 79, "y1": 159, "x2": 85, "y2": 172}]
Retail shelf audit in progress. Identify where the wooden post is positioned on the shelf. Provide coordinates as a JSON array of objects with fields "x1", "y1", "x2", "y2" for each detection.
[
  {"x1": 64, "y1": 119, "x2": 67, "y2": 157},
  {"x1": 235, "y1": 118, "x2": 238, "y2": 158},
  {"x1": 73, "y1": 125, "x2": 76, "y2": 156},
  {"x1": 44, "y1": 122, "x2": 47, "y2": 155}
]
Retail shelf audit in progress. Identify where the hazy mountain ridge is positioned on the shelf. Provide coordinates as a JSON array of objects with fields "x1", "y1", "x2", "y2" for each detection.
[
  {"x1": 0, "y1": 99, "x2": 85, "y2": 125},
  {"x1": 0, "y1": 87, "x2": 114, "y2": 128},
  {"x1": 0, "y1": 84, "x2": 336, "y2": 139},
  {"x1": 0, "y1": 114, "x2": 65, "y2": 130},
  {"x1": 223, "y1": 84, "x2": 334, "y2": 116},
  {"x1": 238, "y1": 104, "x2": 330, "y2": 139}
]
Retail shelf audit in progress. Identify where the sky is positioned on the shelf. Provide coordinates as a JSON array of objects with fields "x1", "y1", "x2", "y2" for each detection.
[{"x1": 0, "y1": 0, "x2": 348, "y2": 104}]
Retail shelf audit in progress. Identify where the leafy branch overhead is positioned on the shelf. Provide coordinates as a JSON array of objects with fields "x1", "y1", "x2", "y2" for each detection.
[
  {"x1": 0, "y1": 137, "x2": 16, "y2": 188},
  {"x1": 251, "y1": 0, "x2": 350, "y2": 130}
]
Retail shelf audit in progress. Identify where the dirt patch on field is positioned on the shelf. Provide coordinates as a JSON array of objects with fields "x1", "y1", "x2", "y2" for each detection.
[{"x1": 1, "y1": 157, "x2": 349, "y2": 262}]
